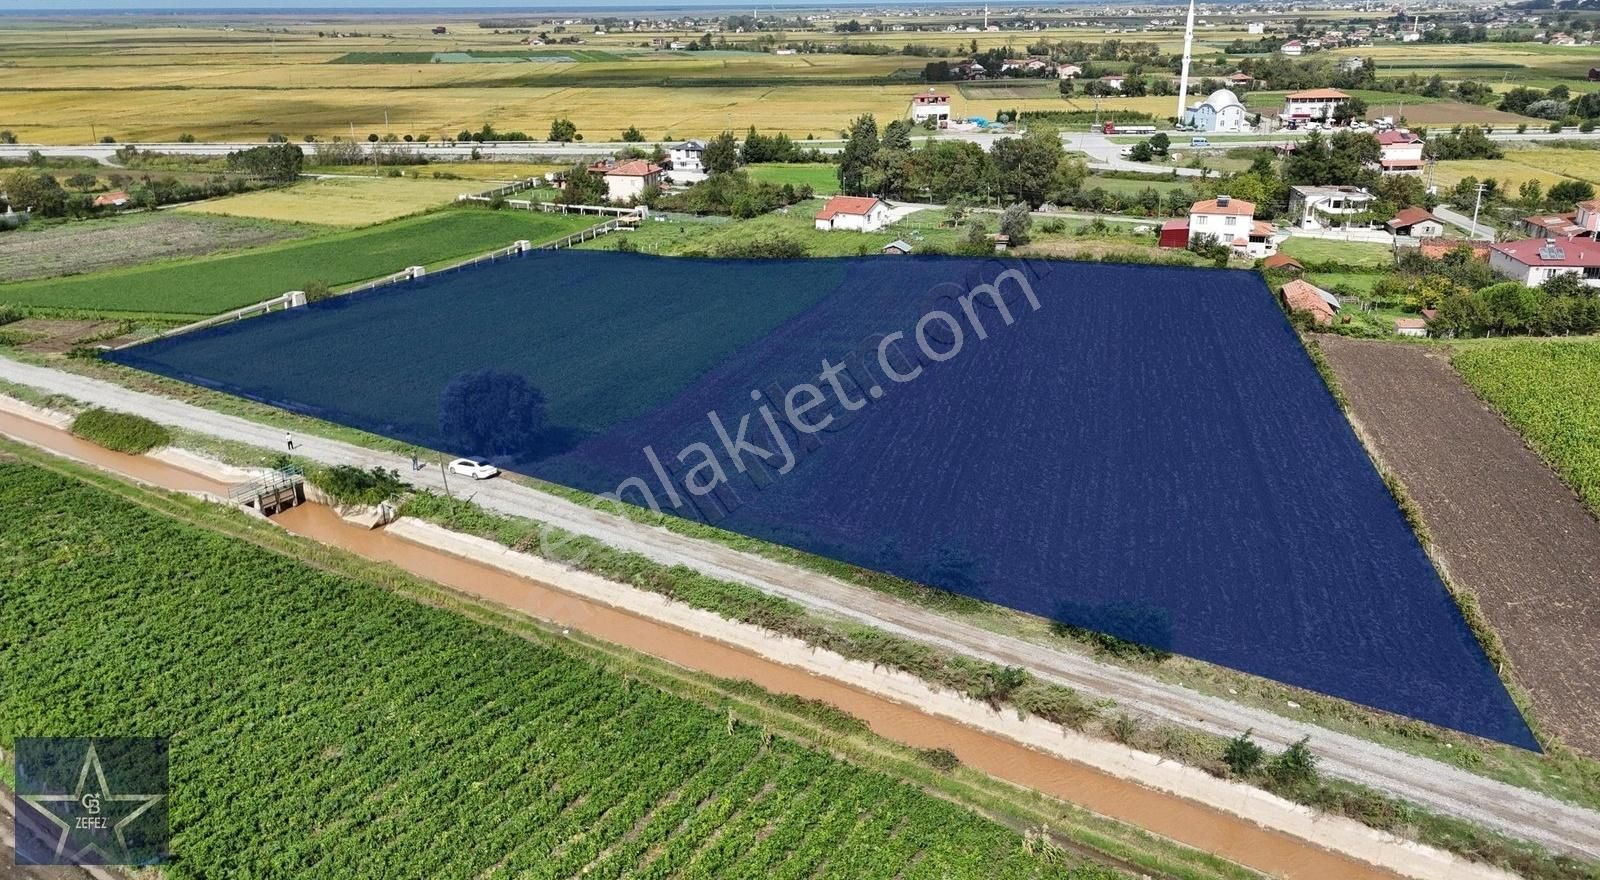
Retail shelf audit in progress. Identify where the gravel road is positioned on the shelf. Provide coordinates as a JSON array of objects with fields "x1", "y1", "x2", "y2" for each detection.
[{"x1": 2, "y1": 354, "x2": 1597, "y2": 860}]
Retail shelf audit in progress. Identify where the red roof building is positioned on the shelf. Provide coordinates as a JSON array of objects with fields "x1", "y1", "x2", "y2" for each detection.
[
  {"x1": 1282, "y1": 279, "x2": 1339, "y2": 324},
  {"x1": 814, "y1": 195, "x2": 891, "y2": 231},
  {"x1": 1262, "y1": 253, "x2": 1304, "y2": 272}
]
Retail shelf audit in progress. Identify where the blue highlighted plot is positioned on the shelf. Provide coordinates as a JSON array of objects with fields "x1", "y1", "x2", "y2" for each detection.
[{"x1": 109, "y1": 250, "x2": 1537, "y2": 749}]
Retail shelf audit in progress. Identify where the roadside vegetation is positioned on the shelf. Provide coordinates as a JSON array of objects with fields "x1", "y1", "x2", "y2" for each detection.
[{"x1": 67, "y1": 407, "x2": 170, "y2": 453}]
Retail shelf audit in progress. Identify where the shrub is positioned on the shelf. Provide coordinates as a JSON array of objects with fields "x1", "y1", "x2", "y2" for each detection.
[
  {"x1": 311, "y1": 464, "x2": 406, "y2": 506},
  {"x1": 0, "y1": 307, "x2": 21, "y2": 327},
  {"x1": 302, "y1": 280, "x2": 333, "y2": 302},
  {"x1": 1223, "y1": 729, "x2": 1265, "y2": 776},
  {"x1": 917, "y1": 747, "x2": 961, "y2": 771},
  {"x1": 69, "y1": 408, "x2": 171, "y2": 454},
  {"x1": 1267, "y1": 736, "x2": 1319, "y2": 789}
]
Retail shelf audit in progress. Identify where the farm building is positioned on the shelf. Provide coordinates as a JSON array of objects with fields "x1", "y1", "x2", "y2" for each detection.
[
  {"x1": 1287, "y1": 185, "x2": 1375, "y2": 229},
  {"x1": 601, "y1": 160, "x2": 664, "y2": 203},
  {"x1": 910, "y1": 89, "x2": 952, "y2": 124},
  {"x1": 882, "y1": 239, "x2": 914, "y2": 255},
  {"x1": 667, "y1": 141, "x2": 705, "y2": 173},
  {"x1": 1394, "y1": 317, "x2": 1428, "y2": 337},
  {"x1": 815, "y1": 196, "x2": 891, "y2": 232},
  {"x1": 92, "y1": 190, "x2": 131, "y2": 208},
  {"x1": 1226, "y1": 71, "x2": 1255, "y2": 88},
  {"x1": 1376, "y1": 130, "x2": 1425, "y2": 175},
  {"x1": 1058, "y1": 63, "x2": 1083, "y2": 78},
  {"x1": 1282, "y1": 40, "x2": 1305, "y2": 56},
  {"x1": 1281, "y1": 279, "x2": 1340, "y2": 324},
  {"x1": 1281, "y1": 88, "x2": 1351, "y2": 121},
  {"x1": 1385, "y1": 207, "x2": 1445, "y2": 238},
  {"x1": 1097, "y1": 74, "x2": 1126, "y2": 92},
  {"x1": 1489, "y1": 237, "x2": 1600, "y2": 288},
  {"x1": 1262, "y1": 253, "x2": 1304, "y2": 273},
  {"x1": 1180, "y1": 89, "x2": 1249, "y2": 133},
  {"x1": 1521, "y1": 199, "x2": 1600, "y2": 239},
  {"x1": 1158, "y1": 218, "x2": 1190, "y2": 249}
]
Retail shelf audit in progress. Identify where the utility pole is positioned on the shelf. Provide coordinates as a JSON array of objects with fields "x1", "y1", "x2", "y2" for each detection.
[
  {"x1": 1470, "y1": 181, "x2": 1487, "y2": 240},
  {"x1": 439, "y1": 454, "x2": 451, "y2": 497}
]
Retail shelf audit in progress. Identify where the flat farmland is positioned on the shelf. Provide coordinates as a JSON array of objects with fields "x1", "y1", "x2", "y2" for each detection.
[
  {"x1": 176, "y1": 176, "x2": 474, "y2": 226},
  {"x1": 0, "y1": 210, "x2": 595, "y2": 316},
  {"x1": 107, "y1": 253, "x2": 1534, "y2": 747},
  {"x1": 0, "y1": 461, "x2": 1079, "y2": 880},
  {"x1": 0, "y1": 213, "x2": 310, "y2": 282},
  {"x1": 743, "y1": 163, "x2": 841, "y2": 193},
  {"x1": 1454, "y1": 339, "x2": 1600, "y2": 516},
  {"x1": 1318, "y1": 337, "x2": 1600, "y2": 756}
]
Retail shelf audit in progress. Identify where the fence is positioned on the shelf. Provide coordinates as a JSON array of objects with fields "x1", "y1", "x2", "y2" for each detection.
[
  {"x1": 110, "y1": 290, "x2": 305, "y2": 350},
  {"x1": 456, "y1": 178, "x2": 546, "y2": 202},
  {"x1": 537, "y1": 214, "x2": 639, "y2": 250}
]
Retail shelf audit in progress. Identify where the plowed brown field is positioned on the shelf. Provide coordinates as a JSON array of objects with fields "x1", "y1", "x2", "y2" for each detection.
[{"x1": 1319, "y1": 337, "x2": 1600, "y2": 756}]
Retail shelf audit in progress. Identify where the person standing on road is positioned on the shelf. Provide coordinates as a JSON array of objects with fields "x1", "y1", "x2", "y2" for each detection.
[{"x1": 285, "y1": 431, "x2": 294, "y2": 451}]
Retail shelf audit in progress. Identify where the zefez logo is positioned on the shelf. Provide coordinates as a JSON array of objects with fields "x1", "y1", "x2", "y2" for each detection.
[{"x1": 13, "y1": 737, "x2": 168, "y2": 866}]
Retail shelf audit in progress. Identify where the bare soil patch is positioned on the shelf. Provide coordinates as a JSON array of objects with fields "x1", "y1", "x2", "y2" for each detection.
[
  {"x1": 1319, "y1": 337, "x2": 1600, "y2": 756},
  {"x1": 0, "y1": 213, "x2": 309, "y2": 283},
  {"x1": 6, "y1": 319, "x2": 118, "y2": 354}
]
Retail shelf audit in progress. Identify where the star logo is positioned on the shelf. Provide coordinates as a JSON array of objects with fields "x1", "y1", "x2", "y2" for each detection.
[{"x1": 16, "y1": 740, "x2": 166, "y2": 866}]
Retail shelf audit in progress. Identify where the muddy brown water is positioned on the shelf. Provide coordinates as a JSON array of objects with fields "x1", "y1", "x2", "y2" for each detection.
[{"x1": 1, "y1": 409, "x2": 1400, "y2": 879}]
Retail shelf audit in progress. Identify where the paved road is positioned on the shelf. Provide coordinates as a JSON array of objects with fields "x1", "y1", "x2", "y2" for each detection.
[
  {"x1": 1433, "y1": 204, "x2": 1498, "y2": 241},
  {"x1": 5, "y1": 126, "x2": 1595, "y2": 167},
  {"x1": 1, "y1": 355, "x2": 1598, "y2": 860}
]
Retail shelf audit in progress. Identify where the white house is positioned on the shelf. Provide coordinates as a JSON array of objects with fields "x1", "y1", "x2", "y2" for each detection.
[
  {"x1": 1247, "y1": 22, "x2": 1265, "y2": 34},
  {"x1": 1097, "y1": 74, "x2": 1125, "y2": 92},
  {"x1": 1282, "y1": 39, "x2": 1304, "y2": 56},
  {"x1": 1287, "y1": 185, "x2": 1375, "y2": 228},
  {"x1": 910, "y1": 89, "x2": 952, "y2": 123},
  {"x1": 815, "y1": 195, "x2": 892, "y2": 232},
  {"x1": 602, "y1": 160, "x2": 663, "y2": 203},
  {"x1": 1181, "y1": 88, "x2": 1249, "y2": 132},
  {"x1": 1376, "y1": 130, "x2": 1424, "y2": 174},
  {"x1": 1281, "y1": 88, "x2": 1351, "y2": 121},
  {"x1": 1394, "y1": 317, "x2": 1428, "y2": 337},
  {"x1": 1187, "y1": 195, "x2": 1277, "y2": 257},
  {"x1": 1489, "y1": 237, "x2": 1600, "y2": 287},
  {"x1": 1057, "y1": 63, "x2": 1083, "y2": 79},
  {"x1": 668, "y1": 140, "x2": 705, "y2": 173}
]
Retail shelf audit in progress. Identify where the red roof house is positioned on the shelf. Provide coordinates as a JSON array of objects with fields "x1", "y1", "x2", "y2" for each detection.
[{"x1": 815, "y1": 195, "x2": 892, "y2": 232}]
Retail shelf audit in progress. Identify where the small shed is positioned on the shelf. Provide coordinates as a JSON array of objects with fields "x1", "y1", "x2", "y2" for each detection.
[
  {"x1": 882, "y1": 239, "x2": 914, "y2": 255},
  {"x1": 1262, "y1": 253, "x2": 1304, "y2": 273},
  {"x1": 1394, "y1": 317, "x2": 1428, "y2": 338},
  {"x1": 1157, "y1": 219, "x2": 1190, "y2": 249}
]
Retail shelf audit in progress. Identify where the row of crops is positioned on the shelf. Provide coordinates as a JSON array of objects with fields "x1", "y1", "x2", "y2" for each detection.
[
  {"x1": 0, "y1": 462, "x2": 1094, "y2": 879},
  {"x1": 1454, "y1": 340, "x2": 1600, "y2": 514}
]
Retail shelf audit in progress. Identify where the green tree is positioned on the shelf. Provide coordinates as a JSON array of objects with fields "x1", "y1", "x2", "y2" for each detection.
[
  {"x1": 548, "y1": 117, "x2": 579, "y2": 142},
  {"x1": 559, "y1": 163, "x2": 608, "y2": 205},
  {"x1": 702, "y1": 130, "x2": 740, "y2": 174},
  {"x1": 882, "y1": 118, "x2": 914, "y2": 151},
  {"x1": 1222, "y1": 729, "x2": 1264, "y2": 777},
  {"x1": 0, "y1": 169, "x2": 67, "y2": 216},
  {"x1": 991, "y1": 125, "x2": 1065, "y2": 206},
  {"x1": 620, "y1": 125, "x2": 646, "y2": 142},
  {"x1": 1547, "y1": 179, "x2": 1595, "y2": 210},
  {"x1": 1129, "y1": 141, "x2": 1154, "y2": 162},
  {"x1": 1148, "y1": 132, "x2": 1170, "y2": 155},
  {"x1": 65, "y1": 172, "x2": 99, "y2": 191},
  {"x1": 998, "y1": 202, "x2": 1033, "y2": 245},
  {"x1": 0, "y1": 130, "x2": 15, "y2": 145},
  {"x1": 837, "y1": 114, "x2": 881, "y2": 195}
]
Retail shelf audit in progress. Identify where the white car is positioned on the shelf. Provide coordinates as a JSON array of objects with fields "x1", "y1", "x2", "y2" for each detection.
[{"x1": 448, "y1": 458, "x2": 500, "y2": 480}]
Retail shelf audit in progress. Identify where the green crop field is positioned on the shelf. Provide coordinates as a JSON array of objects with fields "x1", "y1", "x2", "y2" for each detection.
[
  {"x1": 0, "y1": 461, "x2": 1081, "y2": 879},
  {"x1": 0, "y1": 210, "x2": 595, "y2": 317},
  {"x1": 743, "y1": 163, "x2": 842, "y2": 194},
  {"x1": 1454, "y1": 339, "x2": 1600, "y2": 515}
]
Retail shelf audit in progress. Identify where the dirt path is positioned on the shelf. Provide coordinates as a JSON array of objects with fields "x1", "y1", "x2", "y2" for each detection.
[
  {"x1": 1319, "y1": 337, "x2": 1600, "y2": 757},
  {"x1": 2, "y1": 354, "x2": 1599, "y2": 860}
]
